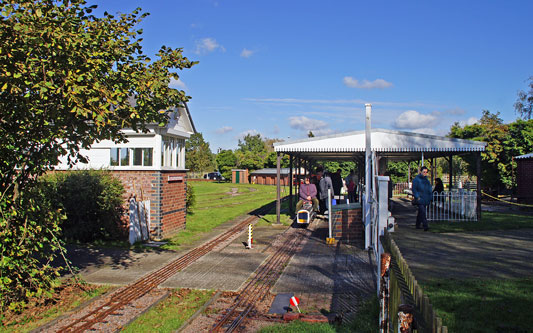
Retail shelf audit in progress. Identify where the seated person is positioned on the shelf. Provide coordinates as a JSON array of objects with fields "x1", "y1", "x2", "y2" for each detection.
[{"x1": 296, "y1": 176, "x2": 319, "y2": 212}]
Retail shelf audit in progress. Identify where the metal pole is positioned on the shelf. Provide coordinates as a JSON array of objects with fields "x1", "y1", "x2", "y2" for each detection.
[
  {"x1": 276, "y1": 153, "x2": 281, "y2": 224},
  {"x1": 364, "y1": 103, "x2": 372, "y2": 249},
  {"x1": 328, "y1": 188, "x2": 332, "y2": 239},
  {"x1": 289, "y1": 155, "x2": 293, "y2": 214},
  {"x1": 476, "y1": 152, "x2": 482, "y2": 221},
  {"x1": 449, "y1": 154, "x2": 453, "y2": 190}
]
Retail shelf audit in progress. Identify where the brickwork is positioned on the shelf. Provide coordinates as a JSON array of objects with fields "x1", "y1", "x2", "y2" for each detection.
[
  {"x1": 113, "y1": 170, "x2": 187, "y2": 239},
  {"x1": 331, "y1": 208, "x2": 363, "y2": 243},
  {"x1": 517, "y1": 158, "x2": 533, "y2": 204}
]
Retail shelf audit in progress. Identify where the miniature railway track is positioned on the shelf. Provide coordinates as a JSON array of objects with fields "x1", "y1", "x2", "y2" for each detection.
[
  {"x1": 57, "y1": 206, "x2": 274, "y2": 332},
  {"x1": 210, "y1": 226, "x2": 312, "y2": 332}
]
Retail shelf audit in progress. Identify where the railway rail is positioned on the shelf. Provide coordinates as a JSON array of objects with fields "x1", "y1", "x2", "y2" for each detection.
[
  {"x1": 209, "y1": 226, "x2": 312, "y2": 332},
  {"x1": 54, "y1": 205, "x2": 275, "y2": 332}
]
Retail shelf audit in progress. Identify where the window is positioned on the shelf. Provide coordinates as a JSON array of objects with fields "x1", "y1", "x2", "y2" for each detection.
[
  {"x1": 161, "y1": 136, "x2": 184, "y2": 168},
  {"x1": 111, "y1": 148, "x2": 153, "y2": 167},
  {"x1": 133, "y1": 148, "x2": 153, "y2": 166}
]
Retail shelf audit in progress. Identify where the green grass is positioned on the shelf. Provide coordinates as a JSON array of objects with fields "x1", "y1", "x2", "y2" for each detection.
[
  {"x1": 422, "y1": 278, "x2": 533, "y2": 332},
  {"x1": 257, "y1": 199, "x2": 293, "y2": 226},
  {"x1": 122, "y1": 289, "x2": 215, "y2": 332},
  {"x1": 429, "y1": 211, "x2": 533, "y2": 233},
  {"x1": 162, "y1": 183, "x2": 289, "y2": 250},
  {"x1": 259, "y1": 320, "x2": 336, "y2": 333},
  {"x1": 0, "y1": 283, "x2": 112, "y2": 333}
]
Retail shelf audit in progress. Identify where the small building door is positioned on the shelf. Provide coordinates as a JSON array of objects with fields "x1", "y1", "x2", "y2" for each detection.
[{"x1": 235, "y1": 170, "x2": 240, "y2": 183}]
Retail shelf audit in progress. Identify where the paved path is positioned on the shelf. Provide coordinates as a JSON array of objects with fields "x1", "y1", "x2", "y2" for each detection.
[{"x1": 390, "y1": 198, "x2": 533, "y2": 281}]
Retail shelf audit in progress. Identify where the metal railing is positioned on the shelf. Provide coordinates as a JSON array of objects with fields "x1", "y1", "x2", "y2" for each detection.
[{"x1": 427, "y1": 190, "x2": 477, "y2": 221}]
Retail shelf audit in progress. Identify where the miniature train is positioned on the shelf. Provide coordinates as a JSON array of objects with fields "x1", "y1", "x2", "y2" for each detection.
[{"x1": 296, "y1": 201, "x2": 316, "y2": 226}]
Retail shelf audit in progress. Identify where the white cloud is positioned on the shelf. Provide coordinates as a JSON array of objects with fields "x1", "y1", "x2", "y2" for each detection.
[
  {"x1": 459, "y1": 117, "x2": 478, "y2": 127},
  {"x1": 169, "y1": 78, "x2": 187, "y2": 89},
  {"x1": 343, "y1": 77, "x2": 393, "y2": 89},
  {"x1": 393, "y1": 110, "x2": 439, "y2": 129},
  {"x1": 194, "y1": 38, "x2": 225, "y2": 55},
  {"x1": 240, "y1": 48, "x2": 254, "y2": 58},
  {"x1": 216, "y1": 126, "x2": 233, "y2": 134},
  {"x1": 289, "y1": 116, "x2": 329, "y2": 132},
  {"x1": 238, "y1": 129, "x2": 260, "y2": 139}
]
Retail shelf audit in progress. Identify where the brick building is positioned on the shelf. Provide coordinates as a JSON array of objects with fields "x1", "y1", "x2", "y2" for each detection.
[
  {"x1": 516, "y1": 153, "x2": 533, "y2": 205},
  {"x1": 55, "y1": 103, "x2": 196, "y2": 240}
]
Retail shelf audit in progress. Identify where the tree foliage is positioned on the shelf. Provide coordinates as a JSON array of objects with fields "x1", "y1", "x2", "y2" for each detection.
[
  {"x1": 0, "y1": 0, "x2": 196, "y2": 312},
  {"x1": 237, "y1": 134, "x2": 265, "y2": 154},
  {"x1": 185, "y1": 132, "x2": 215, "y2": 174},
  {"x1": 449, "y1": 111, "x2": 533, "y2": 192},
  {"x1": 215, "y1": 149, "x2": 237, "y2": 180},
  {"x1": 514, "y1": 76, "x2": 533, "y2": 120}
]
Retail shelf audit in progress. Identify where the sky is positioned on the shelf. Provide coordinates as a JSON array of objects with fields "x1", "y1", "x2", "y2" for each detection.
[{"x1": 89, "y1": 0, "x2": 533, "y2": 151}]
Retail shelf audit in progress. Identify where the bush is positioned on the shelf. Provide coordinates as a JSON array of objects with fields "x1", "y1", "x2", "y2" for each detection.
[
  {"x1": 186, "y1": 184, "x2": 196, "y2": 214},
  {"x1": 43, "y1": 170, "x2": 126, "y2": 242},
  {"x1": 0, "y1": 182, "x2": 64, "y2": 313}
]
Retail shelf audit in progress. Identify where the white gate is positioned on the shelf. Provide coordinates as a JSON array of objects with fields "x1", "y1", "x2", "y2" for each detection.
[{"x1": 427, "y1": 190, "x2": 477, "y2": 221}]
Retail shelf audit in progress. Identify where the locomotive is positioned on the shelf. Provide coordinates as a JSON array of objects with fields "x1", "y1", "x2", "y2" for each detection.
[{"x1": 296, "y1": 201, "x2": 316, "y2": 227}]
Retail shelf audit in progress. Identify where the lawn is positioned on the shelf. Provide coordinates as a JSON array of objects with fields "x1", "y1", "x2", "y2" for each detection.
[
  {"x1": 422, "y1": 278, "x2": 533, "y2": 332},
  {"x1": 429, "y1": 211, "x2": 533, "y2": 233},
  {"x1": 122, "y1": 288, "x2": 215, "y2": 332},
  {"x1": 162, "y1": 182, "x2": 290, "y2": 250}
]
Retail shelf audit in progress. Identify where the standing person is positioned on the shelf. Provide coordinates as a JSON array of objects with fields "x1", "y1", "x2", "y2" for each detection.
[
  {"x1": 412, "y1": 166, "x2": 432, "y2": 231},
  {"x1": 318, "y1": 171, "x2": 333, "y2": 214},
  {"x1": 295, "y1": 177, "x2": 319, "y2": 212},
  {"x1": 345, "y1": 169, "x2": 358, "y2": 202},
  {"x1": 331, "y1": 168, "x2": 343, "y2": 196}
]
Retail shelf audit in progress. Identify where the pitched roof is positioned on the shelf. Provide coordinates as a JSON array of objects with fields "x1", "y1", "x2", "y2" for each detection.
[{"x1": 274, "y1": 129, "x2": 486, "y2": 161}]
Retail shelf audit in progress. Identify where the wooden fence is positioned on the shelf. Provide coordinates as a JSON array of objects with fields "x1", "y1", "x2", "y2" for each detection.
[{"x1": 381, "y1": 230, "x2": 448, "y2": 332}]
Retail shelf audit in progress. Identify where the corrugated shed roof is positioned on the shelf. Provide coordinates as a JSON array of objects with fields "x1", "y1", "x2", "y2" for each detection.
[
  {"x1": 274, "y1": 129, "x2": 486, "y2": 153},
  {"x1": 515, "y1": 153, "x2": 533, "y2": 159}
]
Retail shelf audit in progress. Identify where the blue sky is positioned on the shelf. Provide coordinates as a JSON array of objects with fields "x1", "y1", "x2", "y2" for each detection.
[{"x1": 90, "y1": 1, "x2": 533, "y2": 151}]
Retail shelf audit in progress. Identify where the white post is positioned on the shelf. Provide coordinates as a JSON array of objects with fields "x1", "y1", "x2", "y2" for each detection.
[
  {"x1": 364, "y1": 103, "x2": 372, "y2": 249},
  {"x1": 377, "y1": 176, "x2": 390, "y2": 238},
  {"x1": 328, "y1": 188, "x2": 333, "y2": 239}
]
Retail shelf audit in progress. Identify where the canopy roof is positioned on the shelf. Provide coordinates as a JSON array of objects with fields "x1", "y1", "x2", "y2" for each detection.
[
  {"x1": 274, "y1": 129, "x2": 486, "y2": 161},
  {"x1": 515, "y1": 153, "x2": 533, "y2": 159}
]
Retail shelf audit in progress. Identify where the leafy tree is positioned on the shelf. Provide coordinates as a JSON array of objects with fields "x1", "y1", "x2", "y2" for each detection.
[
  {"x1": 514, "y1": 76, "x2": 533, "y2": 120},
  {"x1": 235, "y1": 150, "x2": 264, "y2": 171},
  {"x1": 237, "y1": 133, "x2": 265, "y2": 154},
  {"x1": 185, "y1": 132, "x2": 215, "y2": 175},
  {"x1": 215, "y1": 149, "x2": 237, "y2": 180},
  {"x1": 449, "y1": 111, "x2": 510, "y2": 192},
  {"x1": 264, "y1": 152, "x2": 290, "y2": 168},
  {"x1": 0, "y1": 0, "x2": 196, "y2": 311}
]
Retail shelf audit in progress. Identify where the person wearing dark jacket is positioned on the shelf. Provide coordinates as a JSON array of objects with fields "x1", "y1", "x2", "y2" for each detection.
[
  {"x1": 412, "y1": 166, "x2": 432, "y2": 231},
  {"x1": 331, "y1": 169, "x2": 343, "y2": 196},
  {"x1": 318, "y1": 171, "x2": 333, "y2": 214},
  {"x1": 296, "y1": 177, "x2": 319, "y2": 211}
]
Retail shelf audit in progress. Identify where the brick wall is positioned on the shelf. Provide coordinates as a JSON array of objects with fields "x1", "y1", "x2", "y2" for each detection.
[
  {"x1": 517, "y1": 159, "x2": 533, "y2": 204},
  {"x1": 113, "y1": 170, "x2": 187, "y2": 239},
  {"x1": 331, "y1": 207, "x2": 363, "y2": 243}
]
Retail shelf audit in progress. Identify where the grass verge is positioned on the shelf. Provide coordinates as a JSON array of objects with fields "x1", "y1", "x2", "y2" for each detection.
[
  {"x1": 429, "y1": 211, "x2": 533, "y2": 233},
  {"x1": 162, "y1": 183, "x2": 289, "y2": 250},
  {"x1": 259, "y1": 320, "x2": 336, "y2": 333},
  {"x1": 422, "y1": 277, "x2": 533, "y2": 332},
  {"x1": 0, "y1": 282, "x2": 112, "y2": 333},
  {"x1": 122, "y1": 288, "x2": 215, "y2": 332}
]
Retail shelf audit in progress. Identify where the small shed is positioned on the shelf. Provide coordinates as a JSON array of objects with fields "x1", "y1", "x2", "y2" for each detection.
[
  {"x1": 249, "y1": 168, "x2": 289, "y2": 185},
  {"x1": 516, "y1": 153, "x2": 533, "y2": 205},
  {"x1": 232, "y1": 169, "x2": 249, "y2": 184}
]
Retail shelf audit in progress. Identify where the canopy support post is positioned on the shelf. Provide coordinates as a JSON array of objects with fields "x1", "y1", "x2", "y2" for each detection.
[
  {"x1": 276, "y1": 153, "x2": 281, "y2": 224},
  {"x1": 289, "y1": 155, "x2": 293, "y2": 214},
  {"x1": 476, "y1": 152, "x2": 482, "y2": 221}
]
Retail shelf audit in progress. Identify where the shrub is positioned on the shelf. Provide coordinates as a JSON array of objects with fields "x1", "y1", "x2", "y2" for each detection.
[
  {"x1": 186, "y1": 184, "x2": 196, "y2": 214},
  {"x1": 43, "y1": 170, "x2": 126, "y2": 242},
  {"x1": 0, "y1": 182, "x2": 64, "y2": 313}
]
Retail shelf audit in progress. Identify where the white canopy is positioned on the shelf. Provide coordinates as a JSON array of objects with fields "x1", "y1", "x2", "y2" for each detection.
[{"x1": 274, "y1": 129, "x2": 486, "y2": 161}]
